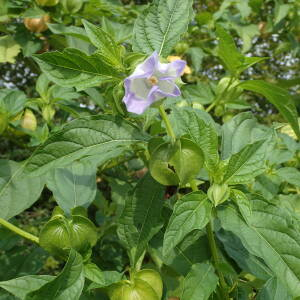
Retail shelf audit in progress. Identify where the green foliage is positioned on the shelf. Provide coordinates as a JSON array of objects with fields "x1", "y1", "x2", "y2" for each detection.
[
  {"x1": 0, "y1": 0, "x2": 300, "y2": 299},
  {"x1": 163, "y1": 191, "x2": 211, "y2": 257},
  {"x1": 0, "y1": 160, "x2": 45, "y2": 220},
  {"x1": 132, "y1": 0, "x2": 193, "y2": 57},
  {"x1": 26, "y1": 115, "x2": 147, "y2": 175},
  {"x1": 180, "y1": 263, "x2": 218, "y2": 300}
]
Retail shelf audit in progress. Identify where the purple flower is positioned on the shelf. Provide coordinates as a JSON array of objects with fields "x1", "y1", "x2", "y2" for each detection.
[{"x1": 123, "y1": 51, "x2": 186, "y2": 114}]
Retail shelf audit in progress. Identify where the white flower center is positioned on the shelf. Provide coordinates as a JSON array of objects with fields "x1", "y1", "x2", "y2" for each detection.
[{"x1": 147, "y1": 76, "x2": 159, "y2": 86}]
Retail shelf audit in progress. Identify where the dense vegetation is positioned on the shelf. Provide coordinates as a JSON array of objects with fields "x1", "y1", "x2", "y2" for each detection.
[{"x1": 0, "y1": 0, "x2": 299, "y2": 299}]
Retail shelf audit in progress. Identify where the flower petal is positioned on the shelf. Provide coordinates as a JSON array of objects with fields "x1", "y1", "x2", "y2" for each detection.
[
  {"x1": 157, "y1": 59, "x2": 186, "y2": 79},
  {"x1": 128, "y1": 51, "x2": 159, "y2": 79},
  {"x1": 123, "y1": 86, "x2": 159, "y2": 115},
  {"x1": 157, "y1": 80, "x2": 181, "y2": 98},
  {"x1": 125, "y1": 77, "x2": 151, "y2": 100}
]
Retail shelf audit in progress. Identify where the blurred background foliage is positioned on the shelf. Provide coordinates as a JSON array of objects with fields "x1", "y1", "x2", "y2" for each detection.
[{"x1": 0, "y1": 0, "x2": 299, "y2": 297}]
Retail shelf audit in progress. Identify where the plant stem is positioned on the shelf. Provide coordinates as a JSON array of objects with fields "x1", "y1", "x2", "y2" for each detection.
[
  {"x1": 189, "y1": 181, "x2": 229, "y2": 298},
  {"x1": 206, "y1": 221, "x2": 229, "y2": 300},
  {"x1": 0, "y1": 218, "x2": 39, "y2": 244},
  {"x1": 158, "y1": 104, "x2": 176, "y2": 143},
  {"x1": 205, "y1": 76, "x2": 235, "y2": 113}
]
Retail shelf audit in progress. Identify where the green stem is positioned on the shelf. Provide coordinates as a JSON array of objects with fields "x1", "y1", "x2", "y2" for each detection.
[
  {"x1": 158, "y1": 104, "x2": 176, "y2": 143},
  {"x1": 190, "y1": 179, "x2": 198, "y2": 192},
  {"x1": 189, "y1": 181, "x2": 229, "y2": 298},
  {"x1": 206, "y1": 221, "x2": 229, "y2": 300},
  {"x1": 205, "y1": 76, "x2": 235, "y2": 113},
  {"x1": 0, "y1": 218, "x2": 39, "y2": 244}
]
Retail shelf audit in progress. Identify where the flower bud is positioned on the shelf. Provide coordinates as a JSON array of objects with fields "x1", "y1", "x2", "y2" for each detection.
[
  {"x1": 21, "y1": 109, "x2": 37, "y2": 131},
  {"x1": 24, "y1": 15, "x2": 50, "y2": 33},
  {"x1": 42, "y1": 104, "x2": 55, "y2": 122},
  {"x1": 207, "y1": 183, "x2": 230, "y2": 206}
]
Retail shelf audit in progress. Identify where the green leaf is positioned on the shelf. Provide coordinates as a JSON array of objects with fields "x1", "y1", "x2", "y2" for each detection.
[
  {"x1": 84, "y1": 263, "x2": 122, "y2": 289},
  {"x1": 150, "y1": 230, "x2": 210, "y2": 276},
  {"x1": 132, "y1": 0, "x2": 193, "y2": 57},
  {"x1": 218, "y1": 197, "x2": 300, "y2": 298},
  {"x1": 0, "y1": 35, "x2": 21, "y2": 63},
  {"x1": 276, "y1": 167, "x2": 300, "y2": 187},
  {"x1": 0, "y1": 160, "x2": 45, "y2": 220},
  {"x1": 216, "y1": 25, "x2": 267, "y2": 75},
  {"x1": 223, "y1": 140, "x2": 267, "y2": 184},
  {"x1": 0, "y1": 89, "x2": 27, "y2": 117},
  {"x1": 26, "y1": 115, "x2": 147, "y2": 176},
  {"x1": 118, "y1": 173, "x2": 165, "y2": 267},
  {"x1": 186, "y1": 47, "x2": 204, "y2": 72},
  {"x1": 256, "y1": 277, "x2": 292, "y2": 300},
  {"x1": 33, "y1": 48, "x2": 122, "y2": 90},
  {"x1": 180, "y1": 263, "x2": 218, "y2": 300},
  {"x1": 239, "y1": 80, "x2": 300, "y2": 140},
  {"x1": 163, "y1": 191, "x2": 211, "y2": 257},
  {"x1": 0, "y1": 275, "x2": 54, "y2": 300},
  {"x1": 221, "y1": 112, "x2": 273, "y2": 160},
  {"x1": 82, "y1": 20, "x2": 124, "y2": 71},
  {"x1": 46, "y1": 160, "x2": 97, "y2": 213},
  {"x1": 169, "y1": 107, "x2": 219, "y2": 172},
  {"x1": 217, "y1": 230, "x2": 272, "y2": 280},
  {"x1": 26, "y1": 250, "x2": 84, "y2": 300}
]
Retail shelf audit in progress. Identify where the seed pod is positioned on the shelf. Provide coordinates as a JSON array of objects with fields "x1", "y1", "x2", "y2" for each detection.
[
  {"x1": 36, "y1": 0, "x2": 59, "y2": 6},
  {"x1": 135, "y1": 269, "x2": 163, "y2": 299},
  {"x1": 108, "y1": 270, "x2": 163, "y2": 300},
  {"x1": 149, "y1": 138, "x2": 204, "y2": 186},
  {"x1": 207, "y1": 183, "x2": 230, "y2": 206},
  {"x1": 21, "y1": 109, "x2": 37, "y2": 131},
  {"x1": 24, "y1": 15, "x2": 50, "y2": 33},
  {"x1": 39, "y1": 206, "x2": 97, "y2": 259},
  {"x1": 61, "y1": 0, "x2": 83, "y2": 13}
]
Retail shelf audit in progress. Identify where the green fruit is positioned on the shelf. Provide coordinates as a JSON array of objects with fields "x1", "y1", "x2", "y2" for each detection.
[
  {"x1": 174, "y1": 42, "x2": 189, "y2": 54},
  {"x1": 36, "y1": 0, "x2": 59, "y2": 6},
  {"x1": 39, "y1": 206, "x2": 97, "y2": 259},
  {"x1": 207, "y1": 183, "x2": 230, "y2": 206},
  {"x1": 108, "y1": 279, "x2": 159, "y2": 300},
  {"x1": 61, "y1": 0, "x2": 83, "y2": 13},
  {"x1": 135, "y1": 269, "x2": 163, "y2": 299},
  {"x1": 149, "y1": 138, "x2": 204, "y2": 186},
  {"x1": 21, "y1": 109, "x2": 37, "y2": 131}
]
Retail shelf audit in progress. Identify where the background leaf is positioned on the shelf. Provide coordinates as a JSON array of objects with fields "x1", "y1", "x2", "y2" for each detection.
[
  {"x1": 0, "y1": 276, "x2": 54, "y2": 300},
  {"x1": 33, "y1": 48, "x2": 122, "y2": 90},
  {"x1": 26, "y1": 115, "x2": 147, "y2": 175},
  {"x1": 0, "y1": 160, "x2": 45, "y2": 220},
  {"x1": 239, "y1": 80, "x2": 300, "y2": 140},
  {"x1": 132, "y1": 0, "x2": 193, "y2": 57},
  {"x1": 46, "y1": 160, "x2": 97, "y2": 213}
]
